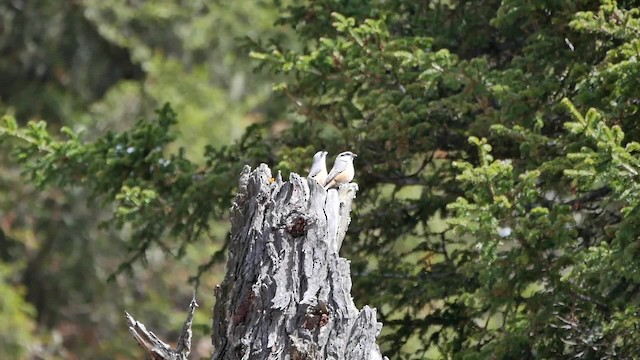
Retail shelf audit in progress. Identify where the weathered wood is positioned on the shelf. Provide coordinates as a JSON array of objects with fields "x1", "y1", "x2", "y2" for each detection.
[
  {"x1": 126, "y1": 164, "x2": 385, "y2": 360},
  {"x1": 125, "y1": 294, "x2": 197, "y2": 360},
  {"x1": 211, "y1": 164, "x2": 385, "y2": 360}
]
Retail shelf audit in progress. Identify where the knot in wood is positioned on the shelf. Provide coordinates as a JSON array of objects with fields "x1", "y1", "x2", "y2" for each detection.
[
  {"x1": 288, "y1": 216, "x2": 307, "y2": 238},
  {"x1": 303, "y1": 301, "x2": 330, "y2": 330}
]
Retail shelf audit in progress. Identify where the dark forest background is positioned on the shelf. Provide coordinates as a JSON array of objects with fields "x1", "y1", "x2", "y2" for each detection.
[{"x1": 2, "y1": 1, "x2": 640, "y2": 359}]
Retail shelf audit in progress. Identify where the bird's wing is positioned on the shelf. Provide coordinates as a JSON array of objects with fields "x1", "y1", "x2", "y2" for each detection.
[
  {"x1": 308, "y1": 161, "x2": 323, "y2": 177},
  {"x1": 324, "y1": 159, "x2": 347, "y2": 185}
]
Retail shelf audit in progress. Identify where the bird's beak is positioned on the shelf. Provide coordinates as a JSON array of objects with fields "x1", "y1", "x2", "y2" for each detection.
[{"x1": 353, "y1": 154, "x2": 358, "y2": 157}]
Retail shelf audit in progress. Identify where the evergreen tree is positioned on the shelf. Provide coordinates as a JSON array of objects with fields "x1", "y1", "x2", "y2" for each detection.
[{"x1": 3, "y1": 0, "x2": 640, "y2": 358}]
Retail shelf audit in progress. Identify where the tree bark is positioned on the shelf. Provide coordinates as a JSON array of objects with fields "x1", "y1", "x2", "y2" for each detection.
[
  {"x1": 211, "y1": 164, "x2": 385, "y2": 360},
  {"x1": 125, "y1": 295, "x2": 197, "y2": 360},
  {"x1": 126, "y1": 164, "x2": 385, "y2": 359}
]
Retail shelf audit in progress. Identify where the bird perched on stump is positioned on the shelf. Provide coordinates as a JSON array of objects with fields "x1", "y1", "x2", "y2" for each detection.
[
  {"x1": 324, "y1": 151, "x2": 357, "y2": 189},
  {"x1": 308, "y1": 150, "x2": 328, "y2": 185}
]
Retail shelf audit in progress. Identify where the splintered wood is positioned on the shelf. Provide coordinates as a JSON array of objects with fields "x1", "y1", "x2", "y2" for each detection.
[{"x1": 211, "y1": 164, "x2": 384, "y2": 360}]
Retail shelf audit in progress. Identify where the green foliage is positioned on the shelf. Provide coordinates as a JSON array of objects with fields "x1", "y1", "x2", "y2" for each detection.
[
  {"x1": 5, "y1": 0, "x2": 640, "y2": 358},
  {"x1": 1, "y1": 105, "x2": 242, "y2": 278},
  {"x1": 0, "y1": 1, "x2": 287, "y2": 357},
  {"x1": 444, "y1": 98, "x2": 640, "y2": 357},
  {"x1": 246, "y1": 0, "x2": 640, "y2": 357},
  {"x1": 0, "y1": 262, "x2": 37, "y2": 358},
  {"x1": 82, "y1": 0, "x2": 291, "y2": 159}
]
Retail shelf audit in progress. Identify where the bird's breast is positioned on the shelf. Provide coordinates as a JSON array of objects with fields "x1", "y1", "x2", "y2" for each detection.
[{"x1": 313, "y1": 168, "x2": 328, "y2": 185}]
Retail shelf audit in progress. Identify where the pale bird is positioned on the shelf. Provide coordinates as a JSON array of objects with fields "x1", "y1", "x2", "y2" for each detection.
[
  {"x1": 308, "y1": 150, "x2": 328, "y2": 185},
  {"x1": 324, "y1": 151, "x2": 357, "y2": 189}
]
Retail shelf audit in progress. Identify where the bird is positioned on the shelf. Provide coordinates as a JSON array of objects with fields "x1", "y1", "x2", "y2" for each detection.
[
  {"x1": 324, "y1": 151, "x2": 357, "y2": 189},
  {"x1": 308, "y1": 150, "x2": 328, "y2": 185}
]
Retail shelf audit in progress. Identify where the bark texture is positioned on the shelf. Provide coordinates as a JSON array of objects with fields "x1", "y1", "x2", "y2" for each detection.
[
  {"x1": 125, "y1": 295, "x2": 197, "y2": 360},
  {"x1": 211, "y1": 164, "x2": 385, "y2": 360}
]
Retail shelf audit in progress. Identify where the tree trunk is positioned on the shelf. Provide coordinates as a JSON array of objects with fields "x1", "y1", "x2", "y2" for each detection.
[
  {"x1": 211, "y1": 164, "x2": 384, "y2": 360},
  {"x1": 126, "y1": 164, "x2": 385, "y2": 360}
]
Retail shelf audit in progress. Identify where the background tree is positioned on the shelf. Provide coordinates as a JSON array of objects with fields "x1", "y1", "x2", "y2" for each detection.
[
  {"x1": 0, "y1": 0, "x2": 289, "y2": 358},
  {"x1": 3, "y1": 0, "x2": 640, "y2": 359}
]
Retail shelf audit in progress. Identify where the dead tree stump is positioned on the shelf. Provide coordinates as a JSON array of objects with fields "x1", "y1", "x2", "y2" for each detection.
[
  {"x1": 211, "y1": 164, "x2": 384, "y2": 360},
  {"x1": 127, "y1": 164, "x2": 385, "y2": 360}
]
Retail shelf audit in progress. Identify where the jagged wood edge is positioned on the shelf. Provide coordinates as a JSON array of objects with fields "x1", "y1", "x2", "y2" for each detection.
[
  {"x1": 125, "y1": 294, "x2": 198, "y2": 360},
  {"x1": 211, "y1": 164, "x2": 386, "y2": 360}
]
